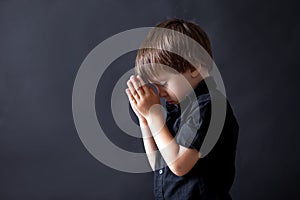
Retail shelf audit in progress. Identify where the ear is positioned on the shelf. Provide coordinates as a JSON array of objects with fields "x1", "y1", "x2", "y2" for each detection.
[{"x1": 190, "y1": 65, "x2": 201, "y2": 78}]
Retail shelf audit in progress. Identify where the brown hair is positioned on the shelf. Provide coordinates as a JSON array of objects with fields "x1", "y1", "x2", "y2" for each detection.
[{"x1": 135, "y1": 18, "x2": 213, "y2": 82}]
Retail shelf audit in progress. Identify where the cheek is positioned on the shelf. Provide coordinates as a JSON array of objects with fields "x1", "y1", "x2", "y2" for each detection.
[{"x1": 167, "y1": 84, "x2": 187, "y2": 100}]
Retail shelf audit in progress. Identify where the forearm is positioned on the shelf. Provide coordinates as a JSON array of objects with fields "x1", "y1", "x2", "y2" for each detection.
[
  {"x1": 147, "y1": 111, "x2": 181, "y2": 168},
  {"x1": 146, "y1": 110, "x2": 200, "y2": 177},
  {"x1": 125, "y1": 76, "x2": 197, "y2": 176},
  {"x1": 140, "y1": 122, "x2": 157, "y2": 171}
]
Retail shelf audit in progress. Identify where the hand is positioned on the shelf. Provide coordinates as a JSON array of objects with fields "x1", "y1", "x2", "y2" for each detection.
[
  {"x1": 125, "y1": 75, "x2": 161, "y2": 123},
  {"x1": 126, "y1": 87, "x2": 147, "y2": 126}
]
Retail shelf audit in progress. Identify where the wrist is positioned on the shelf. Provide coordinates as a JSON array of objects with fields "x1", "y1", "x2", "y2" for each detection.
[
  {"x1": 146, "y1": 104, "x2": 164, "y2": 121},
  {"x1": 139, "y1": 120, "x2": 148, "y2": 127},
  {"x1": 146, "y1": 104, "x2": 167, "y2": 136}
]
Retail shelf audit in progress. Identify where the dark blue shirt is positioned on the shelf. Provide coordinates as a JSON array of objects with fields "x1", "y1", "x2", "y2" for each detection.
[{"x1": 153, "y1": 76, "x2": 239, "y2": 200}]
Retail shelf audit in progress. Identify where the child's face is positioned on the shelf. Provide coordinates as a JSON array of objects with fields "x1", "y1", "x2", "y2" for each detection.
[{"x1": 149, "y1": 70, "x2": 197, "y2": 104}]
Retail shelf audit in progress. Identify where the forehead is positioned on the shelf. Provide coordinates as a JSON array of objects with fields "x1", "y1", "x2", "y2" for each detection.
[{"x1": 147, "y1": 70, "x2": 170, "y2": 83}]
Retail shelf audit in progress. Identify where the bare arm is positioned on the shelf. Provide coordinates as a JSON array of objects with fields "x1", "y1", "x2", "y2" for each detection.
[
  {"x1": 148, "y1": 106, "x2": 200, "y2": 176},
  {"x1": 125, "y1": 81, "x2": 157, "y2": 172},
  {"x1": 126, "y1": 75, "x2": 200, "y2": 176},
  {"x1": 139, "y1": 122, "x2": 157, "y2": 171}
]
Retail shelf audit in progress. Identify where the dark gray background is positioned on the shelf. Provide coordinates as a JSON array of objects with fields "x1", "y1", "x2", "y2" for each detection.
[{"x1": 1, "y1": 0, "x2": 299, "y2": 199}]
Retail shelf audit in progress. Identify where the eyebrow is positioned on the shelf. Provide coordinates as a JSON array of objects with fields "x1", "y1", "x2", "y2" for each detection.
[{"x1": 149, "y1": 80, "x2": 167, "y2": 85}]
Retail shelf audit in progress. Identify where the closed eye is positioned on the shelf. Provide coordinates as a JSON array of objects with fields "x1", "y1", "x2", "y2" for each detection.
[
  {"x1": 161, "y1": 82, "x2": 168, "y2": 87},
  {"x1": 149, "y1": 81, "x2": 168, "y2": 88}
]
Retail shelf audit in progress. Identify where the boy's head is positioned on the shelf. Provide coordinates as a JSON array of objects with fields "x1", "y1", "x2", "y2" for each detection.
[{"x1": 135, "y1": 18, "x2": 213, "y2": 104}]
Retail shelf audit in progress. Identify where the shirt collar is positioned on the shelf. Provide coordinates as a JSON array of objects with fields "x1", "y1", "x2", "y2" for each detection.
[{"x1": 192, "y1": 76, "x2": 216, "y2": 97}]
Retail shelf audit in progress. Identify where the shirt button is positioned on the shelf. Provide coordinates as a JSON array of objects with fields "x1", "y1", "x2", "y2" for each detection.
[{"x1": 159, "y1": 169, "x2": 163, "y2": 174}]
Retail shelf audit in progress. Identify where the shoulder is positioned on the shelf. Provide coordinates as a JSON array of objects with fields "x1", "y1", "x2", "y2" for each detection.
[
  {"x1": 179, "y1": 93, "x2": 211, "y2": 127},
  {"x1": 186, "y1": 89, "x2": 233, "y2": 123},
  {"x1": 184, "y1": 93, "x2": 211, "y2": 112}
]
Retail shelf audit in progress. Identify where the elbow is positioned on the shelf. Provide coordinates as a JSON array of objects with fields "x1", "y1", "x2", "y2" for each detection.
[
  {"x1": 173, "y1": 171, "x2": 186, "y2": 177},
  {"x1": 170, "y1": 164, "x2": 188, "y2": 177}
]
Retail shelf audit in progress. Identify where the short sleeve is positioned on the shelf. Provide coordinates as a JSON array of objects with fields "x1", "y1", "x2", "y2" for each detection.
[{"x1": 175, "y1": 101, "x2": 211, "y2": 152}]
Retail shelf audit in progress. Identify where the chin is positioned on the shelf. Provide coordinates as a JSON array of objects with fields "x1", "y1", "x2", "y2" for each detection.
[{"x1": 166, "y1": 100, "x2": 178, "y2": 104}]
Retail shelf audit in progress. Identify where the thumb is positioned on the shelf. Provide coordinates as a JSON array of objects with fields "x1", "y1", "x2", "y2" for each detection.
[{"x1": 149, "y1": 84, "x2": 158, "y2": 95}]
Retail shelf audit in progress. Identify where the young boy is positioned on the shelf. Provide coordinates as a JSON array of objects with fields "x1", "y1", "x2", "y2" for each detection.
[{"x1": 125, "y1": 18, "x2": 239, "y2": 200}]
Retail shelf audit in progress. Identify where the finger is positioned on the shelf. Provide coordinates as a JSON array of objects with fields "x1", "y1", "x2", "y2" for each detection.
[
  {"x1": 136, "y1": 75, "x2": 149, "y2": 93},
  {"x1": 130, "y1": 75, "x2": 141, "y2": 90},
  {"x1": 130, "y1": 75, "x2": 144, "y2": 96},
  {"x1": 125, "y1": 88, "x2": 137, "y2": 104},
  {"x1": 136, "y1": 75, "x2": 146, "y2": 86},
  {"x1": 148, "y1": 83, "x2": 158, "y2": 94},
  {"x1": 126, "y1": 89, "x2": 143, "y2": 118},
  {"x1": 127, "y1": 79, "x2": 139, "y2": 99}
]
